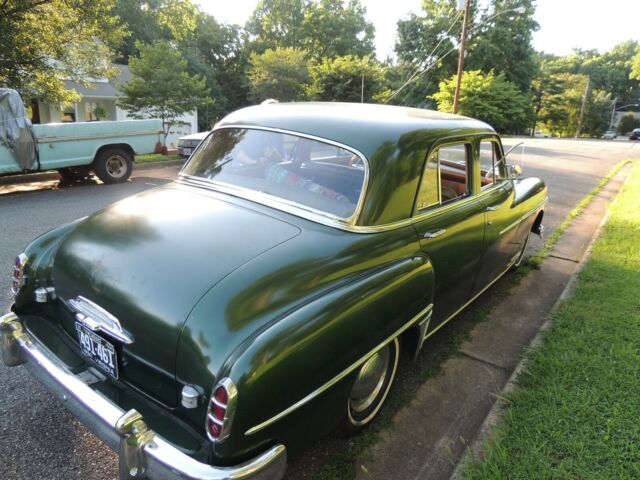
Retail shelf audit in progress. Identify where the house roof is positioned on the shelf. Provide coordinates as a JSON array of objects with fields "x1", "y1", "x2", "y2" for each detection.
[{"x1": 63, "y1": 64, "x2": 131, "y2": 99}]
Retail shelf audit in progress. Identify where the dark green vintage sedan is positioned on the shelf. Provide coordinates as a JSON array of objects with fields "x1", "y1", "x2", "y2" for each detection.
[{"x1": 1, "y1": 103, "x2": 546, "y2": 479}]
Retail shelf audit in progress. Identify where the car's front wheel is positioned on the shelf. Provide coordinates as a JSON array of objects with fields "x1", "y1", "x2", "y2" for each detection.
[{"x1": 340, "y1": 337, "x2": 400, "y2": 434}]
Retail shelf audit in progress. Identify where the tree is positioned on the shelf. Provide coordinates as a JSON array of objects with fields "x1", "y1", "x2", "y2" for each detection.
[
  {"x1": 183, "y1": 13, "x2": 249, "y2": 128},
  {"x1": 246, "y1": 0, "x2": 309, "y2": 53},
  {"x1": 301, "y1": 0, "x2": 375, "y2": 59},
  {"x1": 113, "y1": 0, "x2": 198, "y2": 62},
  {"x1": 617, "y1": 113, "x2": 640, "y2": 135},
  {"x1": 118, "y1": 41, "x2": 212, "y2": 145},
  {"x1": 393, "y1": 1, "x2": 462, "y2": 106},
  {"x1": 466, "y1": 0, "x2": 539, "y2": 92},
  {"x1": 309, "y1": 55, "x2": 389, "y2": 103},
  {"x1": 248, "y1": 48, "x2": 311, "y2": 102},
  {"x1": 0, "y1": 0, "x2": 125, "y2": 103},
  {"x1": 432, "y1": 70, "x2": 531, "y2": 133},
  {"x1": 530, "y1": 54, "x2": 565, "y2": 135}
]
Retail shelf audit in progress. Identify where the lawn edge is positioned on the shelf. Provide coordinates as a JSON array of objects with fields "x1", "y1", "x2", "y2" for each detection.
[{"x1": 450, "y1": 159, "x2": 637, "y2": 480}]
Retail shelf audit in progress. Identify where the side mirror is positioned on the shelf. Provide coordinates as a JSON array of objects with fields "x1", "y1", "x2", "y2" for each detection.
[
  {"x1": 504, "y1": 141, "x2": 525, "y2": 177},
  {"x1": 509, "y1": 164, "x2": 522, "y2": 177}
]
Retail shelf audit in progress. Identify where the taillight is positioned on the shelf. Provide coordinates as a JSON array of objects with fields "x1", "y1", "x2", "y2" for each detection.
[
  {"x1": 206, "y1": 378, "x2": 237, "y2": 443},
  {"x1": 11, "y1": 253, "x2": 28, "y2": 295}
]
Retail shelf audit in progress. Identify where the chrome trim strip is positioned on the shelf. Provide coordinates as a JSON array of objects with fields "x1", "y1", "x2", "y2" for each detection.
[
  {"x1": 179, "y1": 124, "x2": 370, "y2": 227},
  {"x1": 245, "y1": 303, "x2": 434, "y2": 436},
  {"x1": 35, "y1": 129, "x2": 160, "y2": 143},
  {"x1": 0, "y1": 313, "x2": 287, "y2": 480}
]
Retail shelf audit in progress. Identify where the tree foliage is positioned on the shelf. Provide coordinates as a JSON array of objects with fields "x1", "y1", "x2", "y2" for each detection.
[
  {"x1": 617, "y1": 113, "x2": 640, "y2": 135},
  {"x1": 117, "y1": 41, "x2": 211, "y2": 143},
  {"x1": 309, "y1": 55, "x2": 389, "y2": 103},
  {"x1": 0, "y1": 0, "x2": 125, "y2": 103},
  {"x1": 246, "y1": 0, "x2": 374, "y2": 59},
  {"x1": 466, "y1": 0, "x2": 539, "y2": 92},
  {"x1": 393, "y1": 1, "x2": 461, "y2": 106},
  {"x1": 113, "y1": 0, "x2": 198, "y2": 62},
  {"x1": 432, "y1": 70, "x2": 531, "y2": 133},
  {"x1": 248, "y1": 48, "x2": 311, "y2": 102},
  {"x1": 302, "y1": 0, "x2": 375, "y2": 59}
]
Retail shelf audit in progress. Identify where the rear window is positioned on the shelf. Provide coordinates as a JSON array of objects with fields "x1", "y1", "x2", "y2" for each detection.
[{"x1": 182, "y1": 128, "x2": 366, "y2": 220}]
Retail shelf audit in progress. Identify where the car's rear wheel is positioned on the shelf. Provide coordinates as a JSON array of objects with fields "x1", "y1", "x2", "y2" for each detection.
[
  {"x1": 340, "y1": 337, "x2": 399, "y2": 434},
  {"x1": 94, "y1": 147, "x2": 133, "y2": 184}
]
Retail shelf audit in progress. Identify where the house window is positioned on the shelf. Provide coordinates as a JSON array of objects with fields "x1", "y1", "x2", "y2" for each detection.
[
  {"x1": 61, "y1": 104, "x2": 76, "y2": 122},
  {"x1": 85, "y1": 102, "x2": 98, "y2": 121}
]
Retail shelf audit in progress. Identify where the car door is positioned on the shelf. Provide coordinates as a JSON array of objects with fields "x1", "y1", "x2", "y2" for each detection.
[
  {"x1": 412, "y1": 140, "x2": 486, "y2": 329},
  {"x1": 473, "y1": 138, "x2": 524, "y2": 292}
]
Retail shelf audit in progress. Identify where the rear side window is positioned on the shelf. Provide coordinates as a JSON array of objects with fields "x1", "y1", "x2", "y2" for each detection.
[{"x1": 416, "y1": 143, "x2": 469, "y2": 211}]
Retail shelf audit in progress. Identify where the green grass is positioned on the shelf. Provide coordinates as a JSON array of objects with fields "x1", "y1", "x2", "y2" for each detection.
[
  {"x1": 463, "y1": 160, "x2": 640, "y2": 479},
  {"x1": 528, "y1": 159, "x2": 630, "y2": 269},
  {"x1": 135, "y1": 153, "x2": 181, "y2": 164}
]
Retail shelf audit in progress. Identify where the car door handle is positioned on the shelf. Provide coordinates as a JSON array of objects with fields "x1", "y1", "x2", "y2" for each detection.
[
  {"x1": 423, "y1": 229, "x2": 446, "y2": 238},
  {"x1": 486, "y1": 205, "x2": 499, "y2": 211}
]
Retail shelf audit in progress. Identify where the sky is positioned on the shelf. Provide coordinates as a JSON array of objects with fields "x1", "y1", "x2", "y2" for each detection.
[{"x1": 195, "y1": 0, "x2": 640, "y2": 60}]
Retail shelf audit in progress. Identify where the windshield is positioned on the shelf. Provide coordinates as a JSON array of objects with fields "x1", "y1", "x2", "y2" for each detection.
[{"x1": 182, "y1": 128, "x2": 366, "y2": 220}]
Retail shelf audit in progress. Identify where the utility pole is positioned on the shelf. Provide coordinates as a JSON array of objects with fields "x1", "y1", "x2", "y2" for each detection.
[
  {"x1": 453, "y1": 0, "x2": 472, "y2": 114},
  {"x1": 575, "y1": 78, "x2": 590, "y2": 138},
  {"x1": 609, "y1": 97, "x2": 617, "y2": 129}
]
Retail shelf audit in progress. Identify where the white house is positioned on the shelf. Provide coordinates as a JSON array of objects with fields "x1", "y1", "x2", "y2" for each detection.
[{"x1": 31, "y1": 64, "x2": 197, "y2": 148}]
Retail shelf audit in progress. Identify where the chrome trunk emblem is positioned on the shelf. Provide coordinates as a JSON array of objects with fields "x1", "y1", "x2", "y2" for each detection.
[{"x1": 68, "y1": 296, "x2": 134, "y2": 344}]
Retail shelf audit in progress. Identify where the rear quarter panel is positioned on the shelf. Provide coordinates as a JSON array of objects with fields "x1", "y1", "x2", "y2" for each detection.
[{"x1": 175, "y1": 222, "x2": 434, "y2": 461}]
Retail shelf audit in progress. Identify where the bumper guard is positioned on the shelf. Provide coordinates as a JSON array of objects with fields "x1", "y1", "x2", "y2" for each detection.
[{"x1": 1, "y1": 312, "x2": 286, "y2": 480}]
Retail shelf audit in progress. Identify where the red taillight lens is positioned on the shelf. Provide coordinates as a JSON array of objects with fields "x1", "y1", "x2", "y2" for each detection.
[
  {"x1": 207, "y1": 418, "x2": 222, "y2": 438},
  {"x1": 206, "y1": 378, "x2": 237, "y2": 443},
  {"x1": 214, "y1": 386, "x2": 228, "y2": 405},
  {"x1": 212, "y1": 403, "x2": 226, "y2": 420}
]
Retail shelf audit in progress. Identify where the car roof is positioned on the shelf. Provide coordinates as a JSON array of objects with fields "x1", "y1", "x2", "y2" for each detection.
[
  {"x1": 217, "y1": 102, "x2": 494, "y2": 160},
  {"x1": 215, "y1": 102, "x2": 496, "y2": 227}
]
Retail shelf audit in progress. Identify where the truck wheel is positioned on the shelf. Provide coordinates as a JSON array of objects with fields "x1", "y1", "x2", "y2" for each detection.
[
  {"x1": 339, "y1": 337, "x2": 400, "y2": 435},
  {"x1": 94, "y1": 148, "x2": 132, "y2": 184},
  {"x1": 58, "y1": 166, "x2": 91, "y2": 182}
]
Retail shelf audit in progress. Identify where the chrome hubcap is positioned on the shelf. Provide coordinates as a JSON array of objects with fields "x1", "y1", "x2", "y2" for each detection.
[
  {"x1": 105, "y1": 156, "x2": 127, "y2": 178},
  {"x1": 349, "y1": 347, "x2": 390, "y2": 414}
]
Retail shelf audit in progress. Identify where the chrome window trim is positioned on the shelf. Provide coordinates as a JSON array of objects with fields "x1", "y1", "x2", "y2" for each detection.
[
  {"x1": 178, "y1": 124, "x2": 370, "y2": 227},
  {"x1": 244, "y1": 303, "x2": 434, "y2": 436}
]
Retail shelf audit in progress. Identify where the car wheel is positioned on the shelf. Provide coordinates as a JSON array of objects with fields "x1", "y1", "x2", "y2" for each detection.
[
  {"x1": 94, "y1": 148, "x2": 133, "y2": 184},
  {"x1": 340, "y1": 337, "x2": 400, "y2": 434},
  {"x1": 57, "y1": 166, "x2": 92, "y2": 181}
]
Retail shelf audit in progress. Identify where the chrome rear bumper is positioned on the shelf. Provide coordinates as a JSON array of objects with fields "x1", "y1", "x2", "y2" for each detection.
[{"x1": 0, "y1": 312, "x2": 286, "y2": 480}]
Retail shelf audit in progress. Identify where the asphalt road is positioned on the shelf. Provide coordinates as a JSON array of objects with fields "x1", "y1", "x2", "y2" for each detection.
[{"x1": 0, "y1": 139, "x2": 638, "y2": 480}]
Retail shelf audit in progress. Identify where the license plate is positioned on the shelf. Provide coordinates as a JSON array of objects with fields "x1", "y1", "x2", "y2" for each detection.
[{"x1": 75, "y1": 322, "x2": 119, "y2": 379}]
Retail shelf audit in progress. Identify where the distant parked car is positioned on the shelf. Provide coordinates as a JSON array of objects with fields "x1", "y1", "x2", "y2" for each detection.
[
  {"x1": 629, "y1": 128, "x2": 640, "y2": 140},
  {"x1": 177, "y1": 131, "x2": 209, "y2": 158},
  {"x1": 602, "y1": 130, "x2": 617, "y2": 140},
  {"x1": 533, "y1": 131, "x2": 550, "y2": 138}
]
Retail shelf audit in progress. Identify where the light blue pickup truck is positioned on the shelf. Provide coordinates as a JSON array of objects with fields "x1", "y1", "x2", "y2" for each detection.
[{"x1": 1, "y1": 89, "x2": 162, "y2": 184}]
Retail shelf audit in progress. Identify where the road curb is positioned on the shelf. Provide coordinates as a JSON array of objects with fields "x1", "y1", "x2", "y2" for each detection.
[{"x1": 448, "y1": 161, "x2": 635, "y2": 480}]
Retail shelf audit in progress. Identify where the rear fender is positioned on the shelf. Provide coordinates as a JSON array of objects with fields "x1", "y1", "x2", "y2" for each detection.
[{"x1": 212, "y1": 255, "x2": 434, "y2": 459}]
